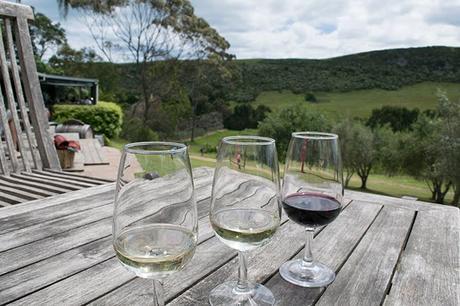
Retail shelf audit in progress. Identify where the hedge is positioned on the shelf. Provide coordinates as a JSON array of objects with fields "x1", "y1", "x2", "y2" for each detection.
[{"x1": 53, "y1": 101, "x2": 123, "y2": 138}]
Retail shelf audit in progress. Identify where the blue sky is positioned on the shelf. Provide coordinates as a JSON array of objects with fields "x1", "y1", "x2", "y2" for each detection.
[{"x1": 18, "y1": 0, "x2": 460, "y2": 60}]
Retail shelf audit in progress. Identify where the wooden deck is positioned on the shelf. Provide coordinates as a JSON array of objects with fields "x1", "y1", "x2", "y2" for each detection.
[{"x1": 0, "y1": 167, "x2": 458, "y2": 305}]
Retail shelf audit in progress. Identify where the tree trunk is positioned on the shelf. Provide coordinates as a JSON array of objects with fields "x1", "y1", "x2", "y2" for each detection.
[
  {"x1": 191, "y1": 113, "x2": 196, "y2": 142},
  {"x1": 452, "y1": 183, "x2": 460, "y2": 206},
  {"x1": 344, "y1": 170, "x2": 354, "y2": 188},
  {"x1": 360, "y1": 175, "x2": 368, "y2": 189}
]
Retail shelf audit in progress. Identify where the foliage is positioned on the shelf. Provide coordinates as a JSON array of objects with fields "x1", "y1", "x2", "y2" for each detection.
[
  {"x1": 230, "y1": 47, "x2": 460, "y2": 102},
  {"x1": 30, "y1": 12, "x2": 66, "y2": 61},
  {"x1": 53, "y1": 101, "x2": 123, "y2": 138},
  {"x1": 224, "y1": 104, "x2": 271, "y2": 130},
  {"x1": 366, "y1": 106, "x2": 420, "y2": 131},
  {"x1": 120, "y1": 117, "x2": 159, "y2": 142},
  {"x1": 334, "y1": 120, "x2": 376, "y2": 189},
  {"x1": 436, "y1": 94, "x2": 460, "y2": 205},
  {"x1": 258, "y1": 104, "x2": 330, "y2": 161},
  {"x1": 401, "y1": 114, "x2": 452, "y2": 204},
  {"x1": 332, "y1": 118, "x2": 356, "y2": 187},
  {"x1": 304, "y1": 92, "x2": 317, "y2": 103}
]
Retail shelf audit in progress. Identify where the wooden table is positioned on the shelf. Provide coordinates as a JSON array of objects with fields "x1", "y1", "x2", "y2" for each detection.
[{"x1": 0, "y1": 167, "x2": 458, "y2": 305}]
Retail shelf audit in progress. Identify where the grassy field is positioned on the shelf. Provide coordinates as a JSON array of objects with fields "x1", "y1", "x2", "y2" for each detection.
[{"x1": 251, "y1": 82, "x2": 460, "y2": 119}]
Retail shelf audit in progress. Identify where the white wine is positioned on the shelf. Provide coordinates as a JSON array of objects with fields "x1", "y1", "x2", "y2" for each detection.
[
  {"x1": 114, "y1": 224, "x2": 196, "y2": 279},
  {"x1": 211, "y1": 208, "x2": 280, "y2": 251}
]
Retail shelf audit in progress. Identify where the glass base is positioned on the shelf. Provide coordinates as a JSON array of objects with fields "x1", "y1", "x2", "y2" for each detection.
[
  {"x1": 209, "y1": 281, "x2": 275, "y2": 306},
  {"x1": 279, "y1": 258, "x2": 335, "y2": 287}
]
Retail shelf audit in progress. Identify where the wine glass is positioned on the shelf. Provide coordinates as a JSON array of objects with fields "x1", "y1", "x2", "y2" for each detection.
[
  {"x1": 113, "y1": 142, "x2": 198, "y2": 306},
  {"x1": 279, "y1": 132, "x2": 343, "y2": 287},
  {"x1": 209, "y1": 136, "x2": 281, "y2": 306}
]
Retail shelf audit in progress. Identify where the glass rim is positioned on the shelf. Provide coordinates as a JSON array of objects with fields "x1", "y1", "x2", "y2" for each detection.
[
  {"x1": 123, "y1": 141, "x2": 187, "y2": 155},
  {"x1": 222, "y1": 135, "x2": 275, "y2": 146},
  {"x1": 292, "y1": 132, "x2": 338, "y2": 140}
]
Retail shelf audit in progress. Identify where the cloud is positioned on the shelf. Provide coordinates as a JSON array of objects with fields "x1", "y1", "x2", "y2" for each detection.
[{"x1": 19, "y1": 0, "x2": 460, "y2": 60}]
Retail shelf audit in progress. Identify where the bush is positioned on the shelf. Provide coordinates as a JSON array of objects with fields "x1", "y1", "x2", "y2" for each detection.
[
  {"x1": 258, "y1": 104, "x2": 330, "y2": 161},
  {"x1": 304, "y1": 92, "x2": 317, "y2": 102},
  {"x1": 224, "y1": 103, "x2": 271, "y2": 130},
  {"x1": 53, "y1": 101, "x2": 123, "y2": 138},
  {"x1": 121, "y1": 117, "x2": 159, "y2": 142}
]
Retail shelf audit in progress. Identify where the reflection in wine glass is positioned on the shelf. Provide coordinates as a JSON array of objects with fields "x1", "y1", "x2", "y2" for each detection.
[
  {"x1": 209, "y1": 136, "x2": 281, "y2": 306},
  {"x1": 280, "y1": 132, "x2": 344, "y2": 288},
  {"x1": 113, "y1": 142, "x2": 198, "y2": 306}
]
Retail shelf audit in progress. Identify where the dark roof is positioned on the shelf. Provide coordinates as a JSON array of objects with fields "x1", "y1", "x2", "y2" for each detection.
[{"x1": 38, "y1": 73, "x2": 98, "y2": 87}]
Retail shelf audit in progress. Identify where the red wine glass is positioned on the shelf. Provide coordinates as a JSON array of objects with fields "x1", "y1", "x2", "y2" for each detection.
[{"x1": 279, "y1": 132, "x2": 343, "y2": 287}]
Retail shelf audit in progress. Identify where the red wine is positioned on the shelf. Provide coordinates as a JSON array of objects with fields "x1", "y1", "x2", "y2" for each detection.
[{"x1": 282, "y1": 193, "x2": 341, "y2": 227}]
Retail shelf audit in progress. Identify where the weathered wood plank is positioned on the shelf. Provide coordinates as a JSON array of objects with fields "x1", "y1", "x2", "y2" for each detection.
[
  {"x1": 0, "y1": 184, "x2": 114, "y2": 222},
  {"x1": 315, "y1": 206, "x2": 415, "y2": 306},
  {"x1": 80, "y1": 139, "x2": 109, "y2": 165},
  {"x1": 43, "y1": 169, "x2": 114, "y2": 182},
  {"x1": 0, "y1": 22, "x2": 29, "y2": 172},
  {"x1": 4, "y1": 18, "x2": 40, "y2": 169},
  {"x1": 384, "y1": 209, "x2": 460, "y2": 306},
  {"x1": 0, "y1": 173, "x2": 213, "y2": 276},
  {"x1": 10, "y1": 173, "x2": 82, "y2": 190},
  {"x1": 33, "y1": 170, "x2": 107, "y2": 185},
  {"x1": 2, "y1": 197, "x2": 215, "y2": 305},
  {"x1": 169, "y1": 200, "x2": 377, "y2": 306},
  {"x1": 0, "y1": 93, "x2": 18, "y2": 174},
  {"x1": 0, "y1": 184, "x2": 43, "y2": 201},
  {"x1": 3, "y1": 170, "x2": 278, "y2": 304},
  {"x1": 0, "y1": 179, "x2": 56, "y2": 197},
  {"x1": 262, "y1": 201, "x2": 383, "y2": 306},
  {"x1": 345, "y1": 189, "x2": 454, "y2": 212},
  {"x1": 0, "y1": 168, "x2": 208, "y2": 226},
  {"x1": 0, "y1": 191, "x2": 28, "y2": 204},
  {"x1": 0, "y1": 175, "x2": 72, "y2": 193},
  {"x1": 15, "y1": 16, "x2": 61, "y2": 170},
  {"x1": 19, "y1": 172, "x2": 98, "y2": 188},
  {"x1": 0, "y1": 1, "x2": 34, "y2": 19}
]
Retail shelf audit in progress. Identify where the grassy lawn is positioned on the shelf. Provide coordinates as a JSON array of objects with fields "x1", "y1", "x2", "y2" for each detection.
[
  {"x1": 346, "y1": 173, "x2": 453, "y2": 203},
  {"x1": 251, "y1": 82, "x2": 460, "y2": 119}
]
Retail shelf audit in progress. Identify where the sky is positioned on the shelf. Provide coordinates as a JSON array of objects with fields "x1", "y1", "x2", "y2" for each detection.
[{"x1": 18, "y1": 0, "x2": 460, "y2": 60}]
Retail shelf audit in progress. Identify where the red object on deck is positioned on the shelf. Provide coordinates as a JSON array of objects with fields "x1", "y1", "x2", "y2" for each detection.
[{"x1": 54, "y1": 135, "x2": 81, "y2": 152}]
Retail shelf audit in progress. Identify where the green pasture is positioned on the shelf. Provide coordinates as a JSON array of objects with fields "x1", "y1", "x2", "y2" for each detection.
[{"x1": 251, "y1": 82, "x2": 460, "y2": 119}]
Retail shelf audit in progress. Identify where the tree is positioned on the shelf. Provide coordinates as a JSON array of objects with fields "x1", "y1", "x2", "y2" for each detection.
[
  {"x1": 71, "y1": 0, "x2": 232, "y2": 138},
  {"x1": 180, "y1": 59, "x2": 235, "y2": 141},
  {"x1": 30, "y1": 12, "x2": 66, "y2": 61},
  {"x1": 332, "y1": 118, "x2": 356, "y2": 187},
  {"x1": 402, "y1": 115, "x2": 452, "y2": 204},
  {"x1": 349, "y1": 123, "x2": 376, "y2": 189},
  {"x1": 437, "y1": 94, "x2": 460, "y2": 206},
  {"x1": 224, "y1": 104, "x2": 271, "y2": 131},
  {"x1": 258, "y1": 104, "x2": 330, "y2": 161},
  {"x1": 366, "y1": 106, "x2": 420, "y2": 132}
]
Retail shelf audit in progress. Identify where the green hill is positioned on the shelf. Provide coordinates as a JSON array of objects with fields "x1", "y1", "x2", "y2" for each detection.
[
  {"x1": 54, "y1": 46, "x2": 460, "y2": 108},
  {"x1": 231, "y1": 46, "x2": 460, "y2": 102}
]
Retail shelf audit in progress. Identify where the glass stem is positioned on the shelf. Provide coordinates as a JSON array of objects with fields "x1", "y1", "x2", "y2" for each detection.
[
  {"x1": 302, "y1": 228, "x2": 314, "y2": 267},
  {"x1": 152, "y1": 279, "x2": 164, "y2": 306},
  {"x1": 235, "y1": 251, "x2": 250, "y2": 294}
]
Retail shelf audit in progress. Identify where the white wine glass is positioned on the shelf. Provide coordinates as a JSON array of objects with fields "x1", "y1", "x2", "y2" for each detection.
[
  {"x1": 209, "y1": 136, "x2": 281, "y2": 306},
  {"x1": 113, "y1": 142, "x2": 198, "y2": 306}
]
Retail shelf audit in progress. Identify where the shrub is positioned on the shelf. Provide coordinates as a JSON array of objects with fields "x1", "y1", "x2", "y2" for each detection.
[
  {"x1": 53, "y1": 101, "x2": 123, "y2": 138},
  {"x1": 121, "y1": 117, "x2": 159, "y2": 142},
  {"x1": 304, "y1": 92, "x2": 317, "y2": 103},
  {"x1": 258, "y1": 104, "x2": 330, "y2": 161},
  {"x1": 224, "y1": 103, "x2": 271, "y2": 130}
]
